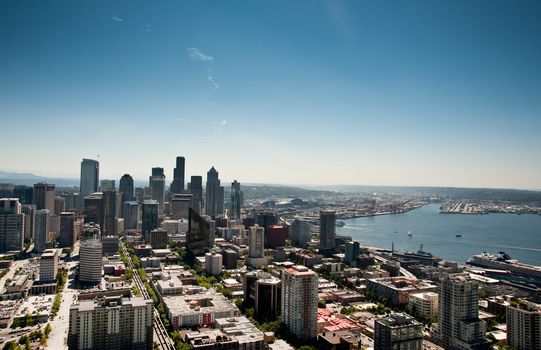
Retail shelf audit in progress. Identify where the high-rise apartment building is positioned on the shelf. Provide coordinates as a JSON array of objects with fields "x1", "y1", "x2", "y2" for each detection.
[
  {"x1": 0, "y1": 198, "x2": 25, "y2": 253},
  {"x1": 170, "y1": 156, "x2": 185, "y2": 194},
  {"x1": 33, "y1": 182, "x2": 55, "y2": 212},
  {"x1": 204, "y1": 252, "x2": 222, "y2": 276},
  {"x1": 40, "y1": 249, "x2": 59, "y2": 283},
  {"x1": 59, "y1": 212, "x2": 76, "y2": 248},
  {"x1": 141, "y1": 200, "x2": 159, "y2": 242},
  {"x1": 230, "y1": 180, "x2": 242, "y2": 220},
  {"x1": 80, "y1": 158, "x2": 99, "y2": 200},
  {"x1": 507, "y1": 300, "x2": 541, "y2": 350},
  {"x1": 205, "y1": 167, "x2": 223, "y2": 216},
  {"x1": 281, "y1": 265, "x2": 318, "y2": 340},
  {"x1": 123, "y1": 201, "x2": 139, "y2": 230},
  {"x1": 68, "y1": 296, "x2": 153, "y2": 350},
  {"x1": 34, "y1": 209, "x2": 49, "y2": 253},
  {"x1": 290, "y1": 218, "x2": 311, "y2": 248},
  {"x1": 149, "y1": 167, "x2": 165, "y2": 213},
  {"x1": 319, "y1": 210, "x2": 336, "y2": 254},
  {"x1": 374, "y1": 313, "x2": 423, "y2": 350},
  {"x1": 79, "y1": 239, "x2": 103, "y2": 285},
  {"x1": 437, "y1": 273, "x2": 491, "y2": 350},
  {"x1": 119, "y1": 174, "x2": 135, "y2": 213},
  {"x1": 248, "y1": 225, "x2": 264, "y2": 258}
]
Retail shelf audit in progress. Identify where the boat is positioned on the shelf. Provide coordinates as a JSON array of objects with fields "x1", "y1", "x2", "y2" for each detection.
[
  {"x1": 467, "y1": 252, "x2": 541, "y2": 280},
  {"x1": 392, "y1": 244, "x2": 442, "y2": 266},
  {"x1": 456, "y1": 234, "x2": 463, "y2": 238},
  {"x1": 336, "y1": 221, "x2": 345, "y2": 227},
  {"x1": 393, "y1": 230, "x2": 398, "y2": 233},
  {"x1": 407, "y1": 230, "x2": 413, "y2": 237}
]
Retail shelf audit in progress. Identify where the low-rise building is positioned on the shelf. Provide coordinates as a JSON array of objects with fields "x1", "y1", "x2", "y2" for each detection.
[
  {"x1": 367, "y1": 277, "x2": 437, "y2": 306},
  {"x1": 409, "y1": 292, "x2": 438, "y2": 319},
  {"x1": 374, "y1": 313, "x2": 423, "y2": 350}
]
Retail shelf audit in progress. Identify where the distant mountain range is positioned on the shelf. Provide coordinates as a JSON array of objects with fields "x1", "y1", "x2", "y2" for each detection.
[{"x1": 0, "y1": 170, "x2": 80, "y2": 187}]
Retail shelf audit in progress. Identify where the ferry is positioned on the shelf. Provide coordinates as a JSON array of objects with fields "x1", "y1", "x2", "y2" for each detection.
[
  {"x1": 467, "y1": 252, "x2": 541, "y2": 280},
  {"x1": 392, "y1": 244, "x2": 442, "y2": 266},
  {"x1": 407, "y1": 230, "x2": 413, "y2": 237},
  {"x1": 456, "y1": 234, "x2": 463, "y2": 238}
]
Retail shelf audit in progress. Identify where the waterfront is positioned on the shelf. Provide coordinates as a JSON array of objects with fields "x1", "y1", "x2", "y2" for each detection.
[{"x1": 337, "y1": 204, "x2": 541, "y2": 266}]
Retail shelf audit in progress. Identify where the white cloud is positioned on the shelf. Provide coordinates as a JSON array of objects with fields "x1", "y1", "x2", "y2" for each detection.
[
  {"x1": 174, "y1": 117, "x2": 184, "y2": 123},
  {"x1": 112, "y1": 16, "x2": 123, "y2": 22},
  {"x1": 208, "y1": 74, "x2": 219, "y2": 89},
  {"x1": 187, "y1": 48, "x2": 214, "y2": 62},
  {"x1": 220, "y1": 119, "x2": 227, "y2": 126}
]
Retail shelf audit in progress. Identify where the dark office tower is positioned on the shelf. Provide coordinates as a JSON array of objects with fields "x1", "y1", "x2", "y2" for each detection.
[
  {"x1": 230, "y1": 180, "x2": 242, "y2": 221},
  {"x1": 59, "y1": 212, "x2": 76, "y2": 248},
  {"x1": 188, "y1": 176, "x2": 203, "y2": 213},
  {"x1": 119, "y1": 174, "x2": 134, "y2": 213},
  {"x1": 170, "y1": 156, "x2": 185, "y2": 195},
  {"x1": 84, "y1": 192, "x2": 104, "y2": 227},
  {"x1": 205, "y1": 167, "x2": 223, "y2": 216},
  {"x1": 319, "y1": 210, "x2": 336, "y2": 255},
  {"x1": 187, "y1": 208, "x2": 211, "y2": 261},
  {"x1": 134, "y1": 187, "x2": 144, "y2": 203},
  {"x1": 80, "y1": 158, "x2": 99, "y2": 199},
  {"x1": 149, "y1": 167, "x2": 165, "y2": 213},
  {"x1": 123, "y1": 201, "x2": 139, "y2": 230},
  {"x1": 345, "y1": 240, "x2": 361, "y2": 266},
  {"x1": 256, "y1": 211, "x2": 278, "y2": 230},
  {"x1": 33, "y1": 182, "x2": 55, "y2": 212},
  {"x1": 103, "y1": 190, "x2": 119, "y2": 235},
  {"x1": 141, "y1": 200, "x2": 159, "y2": 242},
  {"x1": 0, "y1": 198, "x2": 25, "y2": 253},
  {"x1": 13, "y1": 185, "x2": 33, "y2": 205}
]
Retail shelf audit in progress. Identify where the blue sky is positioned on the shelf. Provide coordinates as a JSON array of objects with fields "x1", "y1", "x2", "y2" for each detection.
[{"x1": 1, "y1": 0, "x2": 540, "y2": 188}]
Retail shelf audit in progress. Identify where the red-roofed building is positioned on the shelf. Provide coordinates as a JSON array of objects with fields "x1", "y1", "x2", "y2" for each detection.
[{"x1": 317, "y1": 308, "x2": 361, "y2": 333}]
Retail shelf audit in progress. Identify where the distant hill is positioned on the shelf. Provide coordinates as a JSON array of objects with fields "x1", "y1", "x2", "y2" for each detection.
[{"x1": 0, "y1": 171, "x2": 79, "y2": 187}]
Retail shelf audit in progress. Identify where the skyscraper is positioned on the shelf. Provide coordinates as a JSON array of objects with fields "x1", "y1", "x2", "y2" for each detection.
[
  {"x1": 80, "y1": 158, "x2": 99, "y2": 200},
  {"x1": 123, "y1": 201, "x2": 139, "y2": 230},
  {"x1": 281, "y1": 265, "x2": 318, "y2": 340},
  {"x1": 374, "y1": 313, "x2": 423, "y2": 350},
  {"x1": 230, "y1": 180, "x2": 242, "y2": 220},
  {"x1": 506, "y1": 300, "x2": 541, "y2": 350},
  {"x1": 59, "y1": 212, "x2": 76, "y2": 248},
  {"x1": 205, "y1": 167, "x2": 223, "y2": 216},
  {"x1": 319, "y1": 210, "x2": 336, "y2": 254},
  {"x1": 119, "y1": 174, "x2": 135, "y2": 212},
  {"x1": 20, "y1": 204, "x2": 35, "y2": 242},
  {"x1": 100, "y1": 179, "x2": 115, "y2": 191},
  {"x1": 290, "y1": 218, "x2": 311, "y2": 248},
  {"x1": 188, "y1": 175, "x2": 203, "y2": 213},
  {"x1": 33, "y1": 182, "x2": 55, "y2": 212},
  {"x1": 170, "y1": 156, "x2": 185, "y2": 194},
  {"x1": 79, "y1": 239, "x2": 102, "y2": 285},
  {"x1": 83, "y1": 192, "x2": 104, "y2": 227},
  {"x1": 345, "y1": 240, "x2": 361, "y2": 266},
  {"x1": 149, "y1": 167, "x2": 165, "y2": 213},
  {"x1": 34, "y1": 209, "x2": 49, "y2": 253},
  {"x1": 0, "y1": 198, "x2": 25, "y2": 253},
  {"x1": 68, "y1": 296, "x2": 153, "y2": 350},
  {"x1": 437, "y1": 273, "x2": 491, "y2": 350},
  {"x1": 187, "y1": 208, "x2": 211, "y2": 260},
  {"x1": 141, "y1": 200, "x2": 159, "y2": 242},
  {"x1": 248, "y1": 225, "x2": 265, "y2": 258},
  {"x1": 13, "y1": 185, "x2": 33, "y2": 205},
  {"x1": 102, "y1": 190, "x2": 120, "y2": 235}
]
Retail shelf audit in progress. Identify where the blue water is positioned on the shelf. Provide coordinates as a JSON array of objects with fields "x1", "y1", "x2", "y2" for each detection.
[{"x1": 337, "y1": 204, "x2": 541, "y2": 266}]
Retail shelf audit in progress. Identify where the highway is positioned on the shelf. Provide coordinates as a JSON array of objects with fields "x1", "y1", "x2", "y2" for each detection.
[
  {"x1": 121, "y1": 243, "x2": 175, "y2": 350},
  {"x1": 372, "y1": 253, "x2": 418, "y2": 280}
]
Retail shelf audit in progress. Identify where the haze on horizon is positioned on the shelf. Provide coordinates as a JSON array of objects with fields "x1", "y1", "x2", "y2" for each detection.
[{"x1": 1, "y1": 1, "x2": 540, "y2": 190}]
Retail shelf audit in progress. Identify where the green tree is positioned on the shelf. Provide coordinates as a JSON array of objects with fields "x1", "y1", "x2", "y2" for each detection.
[{"x1": 44, "y1": 323, "x2": 52, "y2": 337}]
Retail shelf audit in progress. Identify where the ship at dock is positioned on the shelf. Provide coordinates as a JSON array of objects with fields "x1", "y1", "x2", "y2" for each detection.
[
  {"x1": 392, "y1": 244, "x2": 442, "y2": 267},
  {"x1": 467, "y1": 252, "x2": 541, "y2": 280}
]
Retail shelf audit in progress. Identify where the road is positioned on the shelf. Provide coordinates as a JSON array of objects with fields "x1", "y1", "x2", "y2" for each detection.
[
  {"x1": 373, "y1": 253, "x2": 418, "y2": 280},
  {"x1": 121, "y1": 242, "x2": 175, "y2": 350}
]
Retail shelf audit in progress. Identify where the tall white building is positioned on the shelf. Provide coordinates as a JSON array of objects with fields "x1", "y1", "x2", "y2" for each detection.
[
  {"x1": 0, "y1": 198, "x2": 25, "y2": 253},
  {"x1": 437, "y1": 273, "x2": 491, "y2": 350},
  {"x1": 281, "y1": 265, "x2": 318, "y2": 340},
  {"x1": 68, "y1": 296, "x2": 153, "y2": 350},
  {"x1": 34, "y1": 209, "x2": 49, "y2": 253},
  {"x1": 79, "y1": 239, "x2": 102, "y2": 285},
  {"x1": 149, "y1": 167, "x2": 165, "y2": 214},
  {"x1": 248, "y1": 225, "x2": 264, "y2": 258},
  {"x1": 80, "y1": 159, "x2": 99, "y2": 200},
  {"x1": 506, "y1": 300, "x2": 541, "y2": 350},
  {"x1": 204, "y1": 252, "x2": 223, "y2": 276},
  {"x1": 40, "y1": 249, "x2": 59, "y2": 283}
]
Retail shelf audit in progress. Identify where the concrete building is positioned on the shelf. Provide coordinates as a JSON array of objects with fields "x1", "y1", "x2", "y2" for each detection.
[
  {"x1": 437, "y1": 273, "x2": 491, "y2": 350},
  {"x1": 205, "y1": 252, "x2": 223, "y2": 276},
  {"x1": 54, "y1": 196, "x2": 65, "y2": 215},
  {"x1": 506, "y1": 300, "x2": 541, "y2": 350},
  {"x1": 0, "y1": 198, "x2": 25, "y2": 253},
  {"x1": 100, "y1": 179, "x2": 116, "y2": 191},
  {"x1": 80, "y1": 159, "x2": 99, "y2": 201},
  {"x1": 266, "y1": 225, "x2": 288, "y2": 248},
  {"x1": 170, "y1": 156, "x2": 185, "y2": 195},
  {"x1": 141, "y1": 200, "x2": 159, "y2": 242},
  {"x1": 79, "y1": 239, "x2": 103, "y2": 285},
  {"x1": 281, "y1": 265, "x2": 318, "y2": 340},
  {"x1": 102, "y1": 235, "x2": 120, "y2": 256},
  {"x1": 59, "y1": 212, "x2": 76, "y2": 247},
  {"x1": 40, "y1": 249, "x2": 59, "y2": 283},
  {"x1": 345, "y1": 240, "x2": 360, "y2": 266},
  {"x1": 68, "y1": 296, "x2": 153, "y2": 350},
  {"x1": 149, "y1": 167, "x2": 165, "y2": 213},
  {"x1": 123, "y1": 201, "x2": 139, "y2": 230},
  {"x1": 244, "y1": 271, "x2": 281, "y2": 319},
  {"x1": 374, "y1": 313, "x2": 423, "y2": 350},
  {"x1": 409, "y1": 292, "x2": 439, "y2": 319},
  {"x1": 319, "y1": 210, "x2": 336, "y2": 254},
  {"x1": 34, "y1": 209, "x2": 49, "y2": 253},
  {"x1": 248, "y1": 225, "x2": 264, "y2": 258},
  {"x1": 367, "y1": 277, "x2": 438, "y2": 306},
  {"x1": 33, "y1": 182, "x2": 55, "y2": 212},
  {"x1": 84, "y1": 192, "x2": 104, "y2": 226},
  {"x1": 20, "y1": 204, "x2": 35, "y2": 242},
  {"x1": 230, "y1": 180, "x2": 242, "y2": 221},
  {"x1": 205, "y1": 166, "x2": 223, "y2": 217},
  {"x1": 290, "y1": 218, "x2": 311, "y2": 248},
  {"x1": 170, "y1": 194, "x2": 193, "y2": 220},
  {"x1": 119, "y1": 174, "x2": 135, "y2": 214},
  {"x1": 149, "y1": 228, "x2": 168, "y2": 249}
]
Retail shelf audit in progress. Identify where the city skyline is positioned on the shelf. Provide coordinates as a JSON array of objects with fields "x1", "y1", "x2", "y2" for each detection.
[{"x1": 1, "y1": 1, "x2": 540, "y2": 189}]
